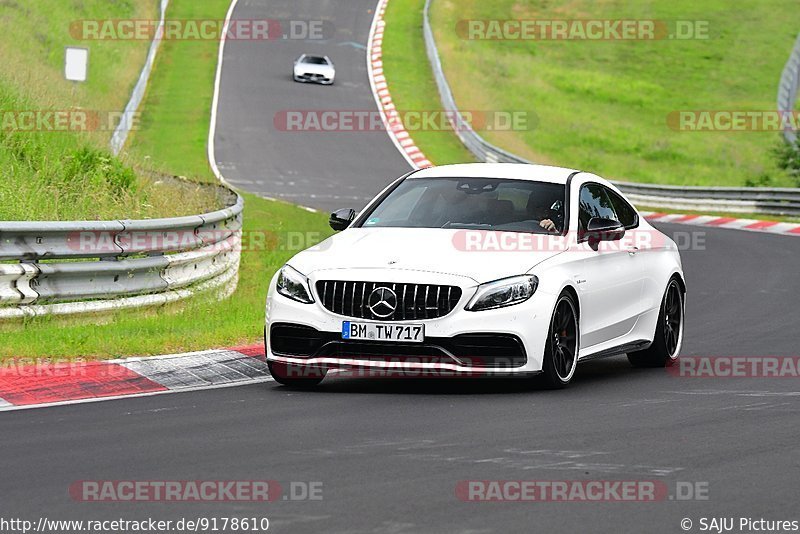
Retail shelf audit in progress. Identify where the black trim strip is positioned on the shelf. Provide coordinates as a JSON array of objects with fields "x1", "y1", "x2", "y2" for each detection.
[
  {"x1": 580, "y1": 339, "x2": 652, "y2": 361},
  {"x1": 563, "y1": 170, "x2": 581, "y2": 236}
]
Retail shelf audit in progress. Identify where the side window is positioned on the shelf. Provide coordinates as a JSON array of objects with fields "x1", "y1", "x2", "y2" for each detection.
[
  {"x1": 605, "y1": 188, "x2": 639, "y2": 229},
  {"x1": 578, "y1": 184, "x2": 617, "y2": 231}
]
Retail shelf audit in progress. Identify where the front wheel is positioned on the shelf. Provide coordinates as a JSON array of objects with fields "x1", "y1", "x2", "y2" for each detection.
[
  {"x1": 268, "y1": 360, "x2": 326, "y2": 388},
  {"x1": 540, "y1": 292, "x2": 580, "y2": 388},
  {"x1": 628, "y1": 278, "x2": 685, "y2": 368}
]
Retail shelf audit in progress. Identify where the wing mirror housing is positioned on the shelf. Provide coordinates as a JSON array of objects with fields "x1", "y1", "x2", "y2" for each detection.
[
  {"x1": 586, "y1": 217, "x2": 625, "y2": 244},
  {"x1": 329, "y1": 208, "x2": 355, "y2": 231}
]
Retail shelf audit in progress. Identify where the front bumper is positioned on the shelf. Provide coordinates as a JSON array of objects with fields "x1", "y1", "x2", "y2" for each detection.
[
  {"x1": 293, "y1": 72, "x2": 334, "y2": 84},
  {"x1": 265, "y1": 271, "x2": 556, "y2": 376}
]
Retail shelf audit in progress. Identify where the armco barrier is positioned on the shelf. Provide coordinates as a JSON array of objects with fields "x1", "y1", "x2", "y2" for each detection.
[
  {"x1": 0, "y1": 183, "x2": 242, "y2": 318},
  {"x1": 422, "y1": 0, "x2": 800, "y2": 215},
  {"x1": 778, "y1": 33, "x2": 800, "y2": 146}
]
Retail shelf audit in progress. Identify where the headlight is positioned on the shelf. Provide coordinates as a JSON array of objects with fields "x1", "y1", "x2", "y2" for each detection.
[
  {"x1": 276, "y1": 265, "x2": 314, "y2": 304},
  {"x1": 465, "y1": 275, "x2": 538, "y2": 312}
]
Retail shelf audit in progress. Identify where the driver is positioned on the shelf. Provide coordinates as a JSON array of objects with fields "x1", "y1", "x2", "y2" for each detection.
[{"x1": 526, "y1": 191, "x2": 562, "y2": 232}]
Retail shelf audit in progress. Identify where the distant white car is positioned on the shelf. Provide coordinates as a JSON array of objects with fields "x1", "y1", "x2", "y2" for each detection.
[
  {"x1": 265, "y1": 163, "x2": 686, "y2": 389},
  {"x1": 293, "y1": 54, "x2": 335, "y2": 85}
]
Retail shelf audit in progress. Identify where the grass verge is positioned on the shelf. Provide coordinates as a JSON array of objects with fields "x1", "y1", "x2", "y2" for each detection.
[
  {"x1": 0, "y1": 0, "x2": 220, "y2": 220},
  {"x1": 382, "y1": 0, "x2": 799, "y2": 188},
  {"x1": 381, "y1": 0, "x2": 474, "y2": 165},
  {"x1": 125, "y1": 0, "x2": 227, "y2": 180},
  {"x1": 429, "y1": 0, "x2": 798, "y2": 188}
]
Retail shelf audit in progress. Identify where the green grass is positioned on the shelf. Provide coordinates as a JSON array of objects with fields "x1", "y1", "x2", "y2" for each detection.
[
  {"x1": 0, "y1": 0, "x2": 332, "y2": 360},
  {"x1": 0, "y1": 0, "x2": 157, "y2": 129},
  {"x1": 125, "y1": 0, "x2": 229, "y2": 180},
  {"x1": 0, "y1": 0, "x2": 220, "y2": 220},
  {"x1": 384, "y1": 0, "x2": 799, "y2": 188},
  {"x1": 431, "y1": 0, "x2": 799, "y2": 187},
  {"x1": 381, "y1": 0, "x2": 475, "y2": 165}
]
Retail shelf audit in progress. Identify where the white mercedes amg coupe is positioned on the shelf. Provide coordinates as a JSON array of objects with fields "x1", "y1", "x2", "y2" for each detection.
[{"x1": 265, "y1": 163, "x2": 686, "y2": 388}]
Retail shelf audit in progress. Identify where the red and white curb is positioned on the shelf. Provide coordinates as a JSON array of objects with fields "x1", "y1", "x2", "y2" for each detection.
[
  {"x1": 0, "y1": 344, "x2": 268, "y2": 412},
  {"x1": 641, "y1": 212, "x2": 800, "y2": 236},
  {"x1": 368, "y1": 0, "x2": 432, "y2": 170}
]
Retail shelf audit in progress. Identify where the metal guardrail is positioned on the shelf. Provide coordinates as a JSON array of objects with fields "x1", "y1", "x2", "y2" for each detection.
[
  {"x1": 778, "y1": 33, "x2": 800, "y2": 146},
  {"x1": 422, "y1": 0, "x2": 800, "y2": 215},
  {"x1": 0, "y1": 183, "x2": 243, "y2": 318},
  {"x1": 612, "y1": 181, "x2": 800, "y2": 216}
]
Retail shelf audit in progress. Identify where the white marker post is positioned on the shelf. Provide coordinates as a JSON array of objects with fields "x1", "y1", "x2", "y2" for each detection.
[{"x1": 64, "y1": 46, "x2": 89, "y2": 98}]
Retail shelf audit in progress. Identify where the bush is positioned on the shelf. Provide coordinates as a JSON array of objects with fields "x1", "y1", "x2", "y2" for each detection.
[{"x1": 774, "y1": 138, "x2": 800, "y2": 186}]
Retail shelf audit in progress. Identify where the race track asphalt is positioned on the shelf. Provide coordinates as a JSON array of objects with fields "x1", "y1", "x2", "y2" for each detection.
[
  {"x1": 213, "y1": 0, "x2": 410, "y2": 213},
  {"x1": 3, "y1": 222, "x2": 799, "y2": 534},
  {"x1": 2, "y1": 1, "x2": 798, "y2": 533}
]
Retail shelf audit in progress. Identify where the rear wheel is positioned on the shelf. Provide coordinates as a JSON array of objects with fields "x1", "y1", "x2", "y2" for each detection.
[
  {"x1": 268, "y1": 360, "x2": 326, "y2": 388},
  {"x1": 540, "y1": 292, "x2": 579, "y2": 388},
  {"x1": 628, "y1": 278, "x2": 684, "y2": 368}
]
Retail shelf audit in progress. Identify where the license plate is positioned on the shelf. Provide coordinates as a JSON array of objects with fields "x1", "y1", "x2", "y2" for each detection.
[{"x1": 342, "y1": 321, "x2": 425, "y2": 343}]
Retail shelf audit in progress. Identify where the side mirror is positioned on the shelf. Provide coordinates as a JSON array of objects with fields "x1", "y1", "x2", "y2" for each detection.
[
  {"x1": 586, "y1": 217, "x2": 625, "y2": 243},
  {"x1": 329, "y1": 208, "x2": 355, "y2": 231}
]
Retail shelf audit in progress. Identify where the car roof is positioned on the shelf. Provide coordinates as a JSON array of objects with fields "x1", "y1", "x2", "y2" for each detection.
[{"x1": 410, "y1": 163, "x2": 582, "y2": 185}]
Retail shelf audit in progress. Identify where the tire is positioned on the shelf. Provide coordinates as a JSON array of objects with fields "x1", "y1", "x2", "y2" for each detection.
[
  {"x1": 628, "y1": 278, "x2": 685, "y2": 368},
  {"x1": 540, "y1": 292, "x2": 580, "y2": 388},
  {"x1": 268, "y1": 360, "x2": 326, "y2": 388}
]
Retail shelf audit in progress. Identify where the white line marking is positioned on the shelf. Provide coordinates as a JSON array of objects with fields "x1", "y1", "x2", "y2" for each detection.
[{"x1": 207, "y1": 0, "x2": 241, "y2": 187}]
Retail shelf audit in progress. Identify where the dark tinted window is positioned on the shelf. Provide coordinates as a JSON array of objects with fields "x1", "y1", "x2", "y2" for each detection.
[
  {"x1": 358, "y1": 178, "x2": 566, "y2": 234},
  {"x1": 578, "y1": 184, "x2": 617, "y2": 231},
  {"x1": 605, "y1": 188, "x2": 638, "y2": 228},
  {"x1": 302, "y1": 56, "x2": 329, "y2": 65}
]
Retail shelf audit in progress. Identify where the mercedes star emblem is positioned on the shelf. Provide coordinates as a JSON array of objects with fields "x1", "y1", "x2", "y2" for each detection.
[{"x1": 367, "y1": 287, "x2": 398, "y2": 318}]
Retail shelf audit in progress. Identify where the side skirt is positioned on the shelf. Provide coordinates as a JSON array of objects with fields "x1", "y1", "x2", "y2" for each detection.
[{"x1": 578, "y1": 339, "x2": 652, "y2": 363}]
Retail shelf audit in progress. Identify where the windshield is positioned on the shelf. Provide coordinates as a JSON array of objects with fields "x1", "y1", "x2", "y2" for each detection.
[
  {"x1": 302, "y1": 56, "x2": 329, "y2": 65},
  {"x1": 357, "y1": 177, "x2": 566, "y2": 234}
]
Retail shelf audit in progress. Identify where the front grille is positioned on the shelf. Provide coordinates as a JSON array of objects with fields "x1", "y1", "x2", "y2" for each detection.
[{"x1": 315, "y1": 281, "x2": 462, "y2": 321}]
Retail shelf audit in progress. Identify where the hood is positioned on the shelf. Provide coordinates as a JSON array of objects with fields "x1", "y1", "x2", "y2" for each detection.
[{"x1": 288, "y1": 228, "x2": 568, "y2": 284}]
